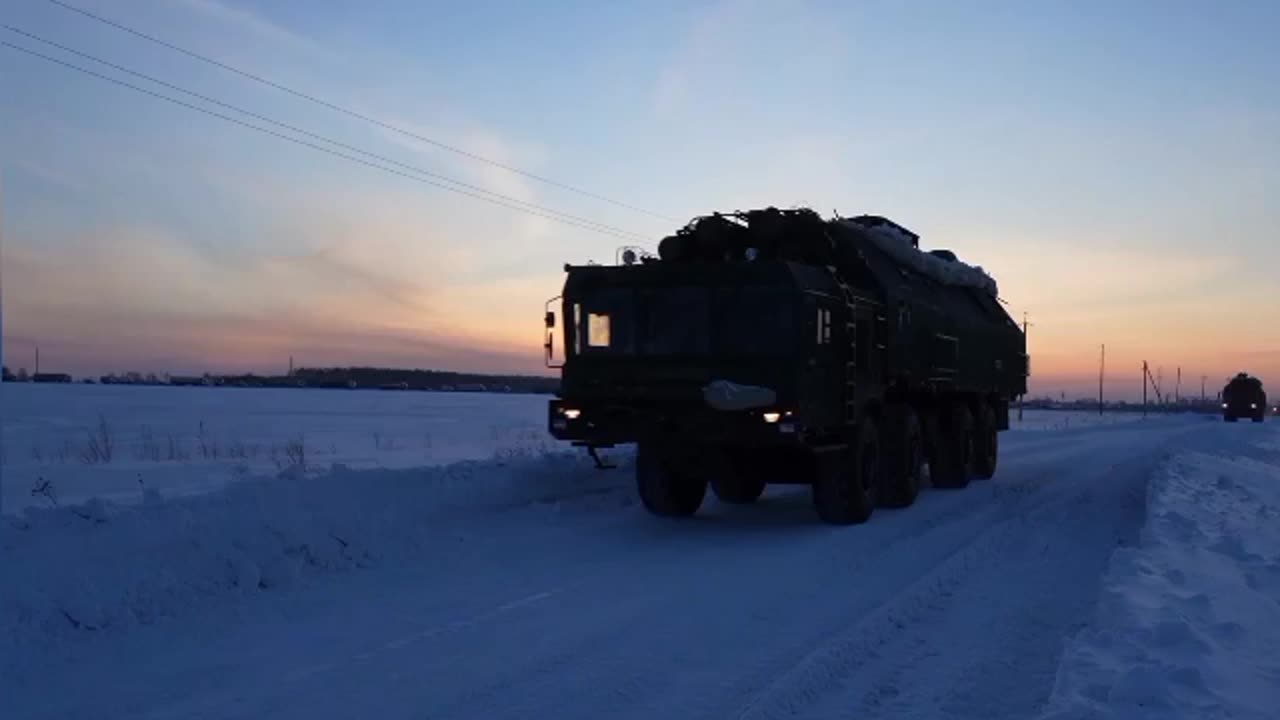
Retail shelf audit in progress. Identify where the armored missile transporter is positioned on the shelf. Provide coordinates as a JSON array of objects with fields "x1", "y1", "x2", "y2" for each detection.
[
  {"x1": 544, "y1": 207, "x2": 1029, "y2": 525},
  {"x1": 1222, "y1": 373, "x2": 1266, "y2": 423}
]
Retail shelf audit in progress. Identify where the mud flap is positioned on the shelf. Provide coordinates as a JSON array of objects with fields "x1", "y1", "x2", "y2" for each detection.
[{"x1": 587, "y1": 446, "x2": 616, "y2": 470}]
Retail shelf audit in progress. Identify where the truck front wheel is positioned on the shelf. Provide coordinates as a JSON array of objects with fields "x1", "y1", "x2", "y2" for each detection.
[
  {"x1": 636, "y1": 443, "x2": 707, "y2": 517},
  {"x1": 813, "y1": 419, "x2": 880, "y2": 525}
]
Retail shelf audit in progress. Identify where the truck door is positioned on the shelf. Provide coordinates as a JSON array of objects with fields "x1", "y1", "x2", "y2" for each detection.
[{"x1": 803, "y1": 293, "x2": 843, "y2": 429}]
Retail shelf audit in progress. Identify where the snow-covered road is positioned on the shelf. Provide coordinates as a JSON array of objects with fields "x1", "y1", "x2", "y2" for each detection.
[{"x1": 6, "y1": 415, "x2": 1277, "y2": 719}]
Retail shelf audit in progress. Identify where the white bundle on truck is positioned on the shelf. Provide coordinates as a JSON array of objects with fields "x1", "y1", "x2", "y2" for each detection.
[{"x1": 835, "y1": 217, "x2": 999, "y2": 297}]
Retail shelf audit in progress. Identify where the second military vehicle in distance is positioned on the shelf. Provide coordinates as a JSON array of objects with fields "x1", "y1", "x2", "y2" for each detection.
[
  {"x1": 543, "y1": 207, "x2": 1029, "y2": 525},
  {"x1": 1221, "y1": 372, "x2": 1266, "y2": 423}
]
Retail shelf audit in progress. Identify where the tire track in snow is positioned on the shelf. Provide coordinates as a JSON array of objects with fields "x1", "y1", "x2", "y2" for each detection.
[
  {"x1": 840, "y1": 452, "x2": 1155, "y2": 720},
  {"x1": 370, "y1": 463, "x2": 1053, "y2": 720},
  {"x1": 426, "y1": 429, "x2": 1150, "y2": 720},
  {"x1": 280, "y1": 589, "x2": 561, "y2": 685}
]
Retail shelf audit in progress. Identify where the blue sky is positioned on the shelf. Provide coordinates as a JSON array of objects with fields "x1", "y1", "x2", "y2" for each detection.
[{"x1": 2, "y1": 0, "x2": 1278, "y2": 398}]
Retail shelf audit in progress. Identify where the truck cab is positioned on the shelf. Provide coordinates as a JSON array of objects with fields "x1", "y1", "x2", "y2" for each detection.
[
  {"x1": 1222, "y1": 372, "x2": 1267, "y2": 423},
  {"x1": 547, "y1": 256, "x2": 869, "y2": 451}
]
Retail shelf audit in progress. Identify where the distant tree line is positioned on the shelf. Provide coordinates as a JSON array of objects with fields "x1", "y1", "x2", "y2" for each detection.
[
  {"x1": 290, "y1": 366, "x2": 559, "y2": 394},
  {"x1": 1, "y1": 363, "x2": 560, "y2": 394}
]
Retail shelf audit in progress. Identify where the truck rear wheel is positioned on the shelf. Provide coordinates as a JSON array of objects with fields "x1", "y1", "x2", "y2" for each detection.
[
  {"x1": 879, "y1": 405, "x2": 922, "y2": 509},
  {"x1": 813, "y1": 420, "x2": 880, "y2": 525},
  {"x1": 636, "y1": 443, "x2": 707, "y2": 517},
  {"x1": 929, "y1": 404, "x2": 973, "y2": 490},
  {"x1": 971, "y1": 403, "x2": 999, "y2": 480}
]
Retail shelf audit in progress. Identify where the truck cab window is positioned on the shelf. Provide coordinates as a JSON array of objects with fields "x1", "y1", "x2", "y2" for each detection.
[
  {"x1": 643, "y1": 287, "x2": 711, "y2": 356},
  {"x1": 575, "y1": 288, "x2": 635, "y2": 354},
  {"x1": 587, "y1": 312, "x2": 611, "y2": 347}
]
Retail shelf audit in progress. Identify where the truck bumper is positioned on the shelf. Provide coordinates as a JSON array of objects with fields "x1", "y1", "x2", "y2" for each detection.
[
  {"x1": 547, "y1": 398, "x2": 805, "y2": 448},
  {"x1": 1223, "y1": 402, "x2": 1260, "y2": 416}
]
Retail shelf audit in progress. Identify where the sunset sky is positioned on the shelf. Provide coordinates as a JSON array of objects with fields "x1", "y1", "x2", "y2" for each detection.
[{"x1": 3, "y1": 0, "x2": 1278, "y2": 400}]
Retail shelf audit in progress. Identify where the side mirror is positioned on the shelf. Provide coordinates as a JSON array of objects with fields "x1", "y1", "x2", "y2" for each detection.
[{"x1": 543, "y1": 295, "x2": 564, "y2": 368}]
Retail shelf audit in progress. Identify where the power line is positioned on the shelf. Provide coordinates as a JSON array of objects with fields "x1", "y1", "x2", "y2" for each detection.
[
  {"x1": 41, "y1": 0, "x2": 675, "y2": 223},
  {"x1": 1, "y1": 39, "x2": 651, "y2": 242},
  {"x1": 3, "y1": 25, "x2": 646, "y2": 242}
]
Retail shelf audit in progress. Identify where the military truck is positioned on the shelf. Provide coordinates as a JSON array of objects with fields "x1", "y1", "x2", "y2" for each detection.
[
  {"x1": 543, "y1": 207, "x2": 1029, "y2": 525},
  {"x1": 1221, "y1": 372, "x2": 1266, "y2": 423}
]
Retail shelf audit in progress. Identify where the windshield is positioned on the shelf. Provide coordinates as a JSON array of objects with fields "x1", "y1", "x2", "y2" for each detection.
[{"x1": 572, "y1": 285, "x2": 793, "y2": 358}]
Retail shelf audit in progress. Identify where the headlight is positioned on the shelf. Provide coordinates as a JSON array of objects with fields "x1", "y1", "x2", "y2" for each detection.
[
  {"x1": 1250, "y1": 403, "x2": 1258, "y2": 409},
  {"x1": 562, "y1": 408, "x2": 581, "y2": 419},
  {"x1": 762, "y1": 412, "x2": 781, "y2": 423}
]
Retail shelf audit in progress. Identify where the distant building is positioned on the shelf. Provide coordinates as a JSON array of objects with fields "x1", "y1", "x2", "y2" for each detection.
[{"x1": 32, "y1": 373, "x2": 73, "y2": 384}]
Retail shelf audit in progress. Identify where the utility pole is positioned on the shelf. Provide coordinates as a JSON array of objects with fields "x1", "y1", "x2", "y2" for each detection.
[
  {"x1": 1019, "y1": 312, "x2": 1032, "y2": 421},
  {"x1": 1, "y1": 173, "x2": 4, "y2": 516},
  {"x1": 35, "y1": 346, "x2": 39, "y2": 376},
  {"x1": 1176, "y1": 367, "x2": 1181, "y2": 405},
  {"x1": 1099, "y1": 344, "x2": 1105, "y2": 416},
  {"x1": 1201, "y1": 375, "x2": 1207, "y2": 404},
  {"x1": 1143, "y1": 361, "x2": 1148, "y2": 417}
]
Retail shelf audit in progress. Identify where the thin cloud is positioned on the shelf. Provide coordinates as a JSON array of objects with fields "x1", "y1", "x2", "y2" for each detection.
[
  {"x1": 652, "y1": 0, "x2": 848, "y2": 119},
  {"x1": 171, "y1": 0, "x2": 317, "y2": 53},
  {"x1": 272, "y1": 246, "x2": 434, "y2": 318}
]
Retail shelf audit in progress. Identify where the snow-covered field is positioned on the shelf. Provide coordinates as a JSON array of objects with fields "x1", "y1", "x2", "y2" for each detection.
[
  {"x1": 3, "y1": 383, "x2": 1149, "y2": 514},
  {"x1": 3, "y1": 384, "x2": 1276, "y2": 719},
  {"x1": 2, "y1": 383, "x2": 556, "y2": 514}
]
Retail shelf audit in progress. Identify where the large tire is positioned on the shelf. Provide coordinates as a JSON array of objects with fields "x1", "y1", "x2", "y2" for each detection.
[
  {"x1": 929, "y1": 404, "x2": 973, "y2": 490},
  {"x1": 636, "y1": 443, "x2": 706, "y2": 517},
  {"x1": 971, "y1": 403, "x2": 999, "y2": 480},
  {"x1": 879, "y1": 404, "x2": 923, "y2": 509},
  {"x1": 813, "y1": 419, "x2": 880, "y2": 525}
]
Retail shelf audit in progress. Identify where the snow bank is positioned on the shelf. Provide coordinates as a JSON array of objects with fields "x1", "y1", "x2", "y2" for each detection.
[
  {"x1": 0, "y1": 447, "x2": 632, "y2": 674},
  {"x1": 1038, "y1": 450, "x2": 1280, "y2": 719}
]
